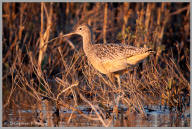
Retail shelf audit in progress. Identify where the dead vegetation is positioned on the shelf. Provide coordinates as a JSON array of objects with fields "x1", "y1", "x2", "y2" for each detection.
[{"x1": 3, "y1": 2, "x2": 190, "y2": 127}]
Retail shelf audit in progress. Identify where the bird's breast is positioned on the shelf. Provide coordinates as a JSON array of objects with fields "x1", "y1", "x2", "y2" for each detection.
[
  {"x1": 86, "y1": 54, "x2": 109, "y2": 74},
  {"x1": 86, "y1": 53, "x2": 129, "y2": 74}
]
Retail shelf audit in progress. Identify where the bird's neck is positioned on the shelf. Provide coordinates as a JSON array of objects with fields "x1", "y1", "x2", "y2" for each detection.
[{"x1": 82, "y1": 32, "x2": 93, "y2": 54}]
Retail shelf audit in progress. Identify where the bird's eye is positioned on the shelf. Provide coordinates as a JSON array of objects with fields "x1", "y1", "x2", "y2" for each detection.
[{"x1": 79, "y1": 27, "x2": 82, "y2": 30}]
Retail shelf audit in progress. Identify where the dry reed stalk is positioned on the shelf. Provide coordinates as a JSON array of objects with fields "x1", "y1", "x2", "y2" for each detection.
[
  {"x1": 159, "y1": 3, "x2": 168, "y2": 41},
  {"x1": 14, "y1": 49, "x2": 55, "y2": 102},
  {"x1": 169, "y1": 5, "x2": 190, "y2": 16},
  {"x1": 144, "y1": 3, "x2": 151, "y2": 31},
  {"x1": 38, "y1": 2, "x2": 44, "y2": 68},
  {"x1": 135, "y1": 4, "x2": 145, "y2": 47},
  {"x1": 66, "y1": 3, "x2": 70, "y2": 16},
  {"x1": 77, "y1": 88, "x2": 111, "y2": 127},
  {"x1": 103, "y1": 3, "x2": 108, "y2": 44},
  {"x1": 55, "y1": 77, "x2": 78, "y2": 101},
  {"x1": 3, "y1": 66, "x2": 17, "y2": 109},
  {"x1": 18, "y1": 3, "x2": 26, "y2": 40},
  {"x1": 168, "y1": 58, "x2": 189, "y2": 87},
  {"x1": 122, "y1": 3, "x2": 130, "y2": 44},
  {"x1": 28, "y1": 54, "x2": 53, "y2": 97},
  {"x1": 126, "y1": 81, "x2": 145, "y2": 114},
  {"x1": 15, "y1": 71, "x2": 41, "y2": 101},
  {"x1": 157, "y1": 7, "x2": 161, "y2": 26},
  {"x1": 3, "y1": 35, "x2": 18, "y2": 63},
  {"x1": 154, "y1": 4, "x2": 169, "y2": 63},
  {"x1": 38, "y1": 3, "x2": 53, "y2": 68},
  {"x1": 12, "y1": 52, "x2": 39, "y2": 100},
  {"x1": 144, "y1": 3, "x2": 153, "y2": 43}
]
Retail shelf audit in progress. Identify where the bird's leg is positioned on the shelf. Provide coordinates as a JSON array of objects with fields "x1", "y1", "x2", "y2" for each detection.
[
  {"x1": 106, "y1": 73, "x2": 116, "y2": 89},
  {"x1": 107, "y1": 73, "x2": 118, "y2": 104},
  {"x1": 114, "y1": 74, "x2": 121, "y2": 90},
  {"x1": 107, "y1": 73, "x2": 119, "y2": 119},
  {"x1": 114, "y1": 74, "x2": 124, "y2": 111},
  {"x1": 114, "y1": 73, "x2": 124, "y2": 97},
  {"x1": 107, "y1": 73, "x2": 113, "y2": 83}
]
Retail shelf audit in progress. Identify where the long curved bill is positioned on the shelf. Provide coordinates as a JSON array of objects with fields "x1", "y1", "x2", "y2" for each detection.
[
  {"x1": 42, "y1": 32, "x2": 76, "y2": 48},
  {"x1": 62, "y1": 32, "x2": 76, "y2": 37}
]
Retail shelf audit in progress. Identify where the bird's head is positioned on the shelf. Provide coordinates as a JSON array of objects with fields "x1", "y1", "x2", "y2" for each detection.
[{"x1": 63, "y1": 24, "x2": 91, "y2": 37}]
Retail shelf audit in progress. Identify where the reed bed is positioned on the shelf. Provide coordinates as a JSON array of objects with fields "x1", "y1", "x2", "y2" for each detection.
[{"x1": 3, "y1": 2, "x2": 190, "y2": 127}]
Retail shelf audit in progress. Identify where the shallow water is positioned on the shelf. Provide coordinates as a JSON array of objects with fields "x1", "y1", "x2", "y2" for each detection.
[
  {"x1": 2, "y1": 80, "x2": 190, "y2": 127},
  {"x1": 3, "y1": 103, "x2": 190, "y2": 127}
]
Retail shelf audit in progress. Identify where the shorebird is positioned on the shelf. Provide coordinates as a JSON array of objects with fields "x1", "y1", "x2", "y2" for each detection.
[{"x1": 63, "y1": 24, "x2": 154, "y2": 90}]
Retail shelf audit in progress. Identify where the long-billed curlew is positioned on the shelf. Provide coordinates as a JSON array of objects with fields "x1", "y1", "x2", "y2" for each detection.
[{"x1": 63, "y1": 24, "x2": 154, "y2": 91}]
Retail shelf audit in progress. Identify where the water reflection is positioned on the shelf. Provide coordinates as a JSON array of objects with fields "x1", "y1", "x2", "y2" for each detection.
[{"x1": 3, "y1": 102, "x2": 190, "y2": 127}]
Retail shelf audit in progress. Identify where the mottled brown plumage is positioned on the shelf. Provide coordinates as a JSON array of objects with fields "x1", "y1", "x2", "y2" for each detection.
[{"x1": 63, "y1": 24, "x2": 154, "y2": 88}]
